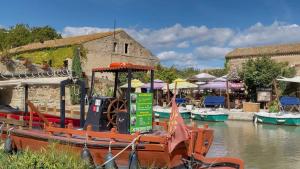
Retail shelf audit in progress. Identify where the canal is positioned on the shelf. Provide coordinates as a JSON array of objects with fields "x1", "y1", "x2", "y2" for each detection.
[{"x1": 192, "y1": 120, "x2": 300, "y2": 169}]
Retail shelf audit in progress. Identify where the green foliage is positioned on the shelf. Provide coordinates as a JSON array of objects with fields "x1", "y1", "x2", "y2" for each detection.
[
  {"x1": 239, "y1": 56, "x2": 296, "y2": 101},
  {"x1": 268, "y1": 100, "x2": 280, "y2": 113},
  {"x1": 0, "y1": 24, "x2": 61, "y2": 51},
  {"x1": 70, "y1": 47, "x2": 83, "y2": 105},
  {"x1": 0, "y1": 144, "x2": 90, "y2": 169},
  {"x1": 14, "y1": 46, "x2": 74, "y2": 68},
  {"x1": 154, "y1": 64, "x2": 180, "y2": 83},
  {"x1": 202, "y1": 68, "x2": 228, "y2": 77}
]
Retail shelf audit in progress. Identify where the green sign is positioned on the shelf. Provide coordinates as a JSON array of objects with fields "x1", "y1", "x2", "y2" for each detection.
[{"x1": 129, "y1": 93, "x2": 153, "y2": 133}]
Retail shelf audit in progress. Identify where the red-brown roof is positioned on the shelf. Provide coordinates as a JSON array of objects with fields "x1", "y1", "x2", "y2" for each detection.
[
  {"x1": 226, "y1": 42, "x2": 300, "y2": 58},
  {"x1": 7, "y1": 30, "x2": 123, "y2": 54}
]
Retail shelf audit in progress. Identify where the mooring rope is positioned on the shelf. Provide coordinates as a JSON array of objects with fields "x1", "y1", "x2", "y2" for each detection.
[{"x1": 99, "y1": 135, "x2": 142, "y2": 168}]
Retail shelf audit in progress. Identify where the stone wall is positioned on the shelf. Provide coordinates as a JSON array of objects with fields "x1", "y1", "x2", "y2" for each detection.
[
  {"x1": 0, "y1": 31, "x2": 158, "y2": 108},
  {"x1": 227, "y1": 54, "x2": 300, "y2": 75},
  {"x1": 82, "y1": 31, "x2": 158, "y2": 78}
]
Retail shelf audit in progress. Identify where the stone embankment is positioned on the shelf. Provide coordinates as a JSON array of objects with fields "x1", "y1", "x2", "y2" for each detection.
[{"x1": 228, "y1": 109, "x2": 261, "y2": 121}]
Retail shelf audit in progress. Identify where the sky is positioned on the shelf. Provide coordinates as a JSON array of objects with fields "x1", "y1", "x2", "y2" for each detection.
[{"x1": 1, "y1": 0, "x2": 300, "y2": 69}]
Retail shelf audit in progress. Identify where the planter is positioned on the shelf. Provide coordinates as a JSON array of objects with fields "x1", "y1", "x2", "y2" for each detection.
[{"x1": 243, "y1": 102, "x2": 260, "y2": 112}]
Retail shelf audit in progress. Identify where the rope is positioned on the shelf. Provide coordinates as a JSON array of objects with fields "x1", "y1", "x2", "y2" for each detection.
[{"x1": 99, "y1": 135, "x2": 142, "y2": 167}]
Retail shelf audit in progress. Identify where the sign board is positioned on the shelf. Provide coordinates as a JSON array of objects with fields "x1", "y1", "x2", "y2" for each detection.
[
  {"x1": 129, "y1": 93, "x2": 153, "y2": 133},
  {"x1": 257, "y1": 91, "x2": 271, "y2": 102}
]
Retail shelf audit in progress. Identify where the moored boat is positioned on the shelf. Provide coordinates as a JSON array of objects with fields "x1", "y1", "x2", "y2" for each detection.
[
  {"x1": 191, "y1": 96, "x2": 228, "y2": 122},
  {"x1": 254, "y1": 112, "x2": 300, "y2": 125},
  {"x1": 153, "y1": 105, "x2": 191, "y2": 119},
  {"x1": 191, "y1": 108, "x2": 229, "y2": 122},
  {"x1": 0, "y1": 63, "x2": 244, "y2": 168},
  {"x1": 254, "y1": 96, "x2": 300, "y2": 126}
]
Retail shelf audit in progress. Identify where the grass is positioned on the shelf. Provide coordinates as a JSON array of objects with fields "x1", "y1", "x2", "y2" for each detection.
[{"x1": 0, "y1": 143, "x2": 91, "y2": 169}]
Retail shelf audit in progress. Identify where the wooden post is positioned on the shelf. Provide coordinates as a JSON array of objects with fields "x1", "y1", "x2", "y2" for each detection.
[
  {"x1": 29, "y1": 111, "x2": 33, "y2": 129},
  {"x1": 226, "y1": 80, "x2": 230, "y2": 110},
  {"x1": 19, "y1": 116, "x2": 24, "y2": 129}
]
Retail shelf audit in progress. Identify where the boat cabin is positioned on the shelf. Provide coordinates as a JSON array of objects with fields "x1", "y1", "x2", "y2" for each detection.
[{"x1": 85, "y1": 63, "x2": 155, "y2": 133}]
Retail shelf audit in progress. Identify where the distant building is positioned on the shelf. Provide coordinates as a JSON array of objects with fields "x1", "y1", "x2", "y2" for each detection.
[
  {"x1": 226, "y1": 43, "x2": 300, "y2": 75},
  {"x1": 0, "y1": 30, "x2": 159, "y2": 109},
  {"x1": 5, "y1": 30, "x2": 158, "y2": 76}
]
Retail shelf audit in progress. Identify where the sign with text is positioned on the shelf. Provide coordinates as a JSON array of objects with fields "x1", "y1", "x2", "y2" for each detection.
[{"x1": 130, "y1": 93, "x2": 153, "y2": 133}]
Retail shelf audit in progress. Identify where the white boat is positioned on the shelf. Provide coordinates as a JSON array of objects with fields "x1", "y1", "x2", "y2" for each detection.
[{"x1": 153, "y1": 105, "x2": 191, "y2": 119}]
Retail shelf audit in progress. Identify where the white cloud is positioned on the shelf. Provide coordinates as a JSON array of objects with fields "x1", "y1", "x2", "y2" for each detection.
[
  {"x1": 157, "y1": 51, "x2": 196, "y2": 67},
  {"x1": 62, "y1": 24, "x2": 234, "y2": 50},
  {"x1": 195, "y1": 46, "x2": 232, "y2": 59},
  {"x1": 177, "y1": 41, "x2": 189, "y2": 48},
  {"x1": 61, "y1": 21, "x2": 300, "y2": 69},
  {"x1": 62, "y1": 26, "x2": 113, "y2": 37},
  {"x1": 229, "y1": 21, "x2": 300, "y2": 47}
]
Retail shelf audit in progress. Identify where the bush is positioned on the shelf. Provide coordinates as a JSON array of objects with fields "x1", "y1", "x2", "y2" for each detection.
[{"x1": 0, "y1": 143, "x2": 91, "y2": 169}]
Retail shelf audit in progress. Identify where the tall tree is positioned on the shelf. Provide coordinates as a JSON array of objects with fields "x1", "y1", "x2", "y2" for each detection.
[
  {"x1": 31, "y1": 26, "x2": 61, "y2": 43},
  {"x1": 70, "y1": 47, "x2": 83, "y2": 104},
  {"x1": 0, "y1": 24, "x2": 61, "y2": 51},
  {"x1": 239, "y1": 56, "x2": 295, "y2": 101}
]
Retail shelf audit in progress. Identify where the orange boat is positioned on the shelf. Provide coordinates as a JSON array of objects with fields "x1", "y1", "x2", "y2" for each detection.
[{"x1": 0, "y1": 63, "x2": 244, "y2": 169}]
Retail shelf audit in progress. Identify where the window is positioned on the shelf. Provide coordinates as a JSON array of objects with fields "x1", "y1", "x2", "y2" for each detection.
[
  {"x1": 125, "y1": 43, "x2": 129, "y2": 54},
  {"x1": 113, "y1": 42, "x2": 117, "y2": 52}
]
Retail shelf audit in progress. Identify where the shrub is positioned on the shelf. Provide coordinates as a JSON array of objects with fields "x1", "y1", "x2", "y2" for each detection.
[{"x1": 0, "y1": 143, "x2": 91, "y2": 169}]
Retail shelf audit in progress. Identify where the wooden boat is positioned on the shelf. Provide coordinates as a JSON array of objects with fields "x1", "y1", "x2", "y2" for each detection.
[
  {"x1": 191, "y1": 96, "x2": 228, "y2": 122},
  {"x1": 254, "y1": 96, "x2": 300, "y2": 126},
  {"x1": 0, "y1": 121, "x2": 244, "y2": 168},
  {"x1": 0, "y1": 63, "x2": 244, "y2": 168}
]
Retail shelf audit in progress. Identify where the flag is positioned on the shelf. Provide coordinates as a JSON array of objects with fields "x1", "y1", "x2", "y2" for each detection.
[{"x1": 168, "y1": 97, "x2": 189, "y2": 153}]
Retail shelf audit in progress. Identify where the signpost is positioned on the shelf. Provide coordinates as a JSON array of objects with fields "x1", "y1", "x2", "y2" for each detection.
[{"x1": 130, "y1": 93, "x2": 153, "y2": 133}]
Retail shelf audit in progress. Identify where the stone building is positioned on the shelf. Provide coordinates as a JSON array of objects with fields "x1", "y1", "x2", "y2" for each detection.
[
  {"x1": 0, "y1": 30, "x2": 159, "y2": 109},
  {"x1": 7, "y1": 30, "x2": 158, "y2": 76},
  {"x1": 226, "y1": 42, "x2": 300, "y2": 75}
]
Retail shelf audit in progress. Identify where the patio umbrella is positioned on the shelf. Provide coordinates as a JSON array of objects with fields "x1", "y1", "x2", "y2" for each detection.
[
  {"x1": 142, "y1": 79, "x2": 166, "y2": 105},
  {"x1": 142, "y1": 79, "x2": 166, "y2": 89},
  {"x1": 120, "y1": 79, "x2": 144, "y2": 88},
  {"x1": 200, "y1": 81, "x2": 227, "y2": 90},
  {"x1": 189, "y1": 73, "x2": 216, "y2": 82},
  {"x1": 164, "y1": 78, "x2": 198, "y2": 90}
]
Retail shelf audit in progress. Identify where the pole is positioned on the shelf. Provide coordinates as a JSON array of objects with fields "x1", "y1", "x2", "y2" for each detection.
[
  {"x1": 89, "y1": 71, "x2": 95, "y2": 98},
  {"x1": 24, "y1": 85, "x2": 29, "y2": 114},
  {"x1": 150, "y1": 70, "x2": 154, "y2": 93},
  {"x1": 127, "y1": 69, "x2": 132, "y2": 113},
  {"x1": 226, "y1": 80, "x2": 230, "y2": 110},
  {"x1": 113, "y1": 72, "x2": 119, "y2": 97},
  {"x1": 60, "y1": 80, "x2": 66, "y2": 128},
  {"x1": 79, "y1": 80, "x2": 86, "y2": 128}
]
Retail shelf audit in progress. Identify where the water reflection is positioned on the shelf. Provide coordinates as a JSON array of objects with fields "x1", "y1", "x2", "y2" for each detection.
[{"x1": 191, "y1": 120, "x2": 300, "y2": 169}]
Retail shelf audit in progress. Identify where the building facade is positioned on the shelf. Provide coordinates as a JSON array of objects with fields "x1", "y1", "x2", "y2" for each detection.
[
  {"x1": 0, "y1": 30, "x2": 158, "y2": 109},
  {"x1": 226, "y1": 43, "x2": 300, "y2": 75}
]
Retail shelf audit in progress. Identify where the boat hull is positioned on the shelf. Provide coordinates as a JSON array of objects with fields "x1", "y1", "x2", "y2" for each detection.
[
  {"x1": 154, "y1": 111, "x2": 191, "y2": 119},
  {"x1": 5, "y1": 129, "x2": 186, "y2": 168},
  {"x1": 255, "y1": 113, "x2": 300, "y2": 126},
  {"x1": 192, "y1": 113, "x2": 229, "y2": 122}
]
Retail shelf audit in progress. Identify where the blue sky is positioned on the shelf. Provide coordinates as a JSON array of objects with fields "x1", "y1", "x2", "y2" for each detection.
[{"x1": 1, "y1": 0, "x2": 300, "y2": 69}]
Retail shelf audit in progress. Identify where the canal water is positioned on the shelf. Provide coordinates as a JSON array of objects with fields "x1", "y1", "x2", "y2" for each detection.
[{"x1": 192, "y1": 120, "x2": 300, "y2": 169}]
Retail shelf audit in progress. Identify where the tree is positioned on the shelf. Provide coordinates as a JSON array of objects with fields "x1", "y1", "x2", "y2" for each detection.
[
  {"x1": 0, "y1": 24, "x2": 61, "y2": 51},
  {"x1": 239, "y1": 56, "x2": 295, "y2": 101},
  {"x1": 6, "y1": 24, "x2": 31, "y2": 48},
  {"x1": 70, "y1": 47, "x2": 83, "y2": 104},
  {"x1": 31, "y1": 26, "x2": 61, "y2": 43}
]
